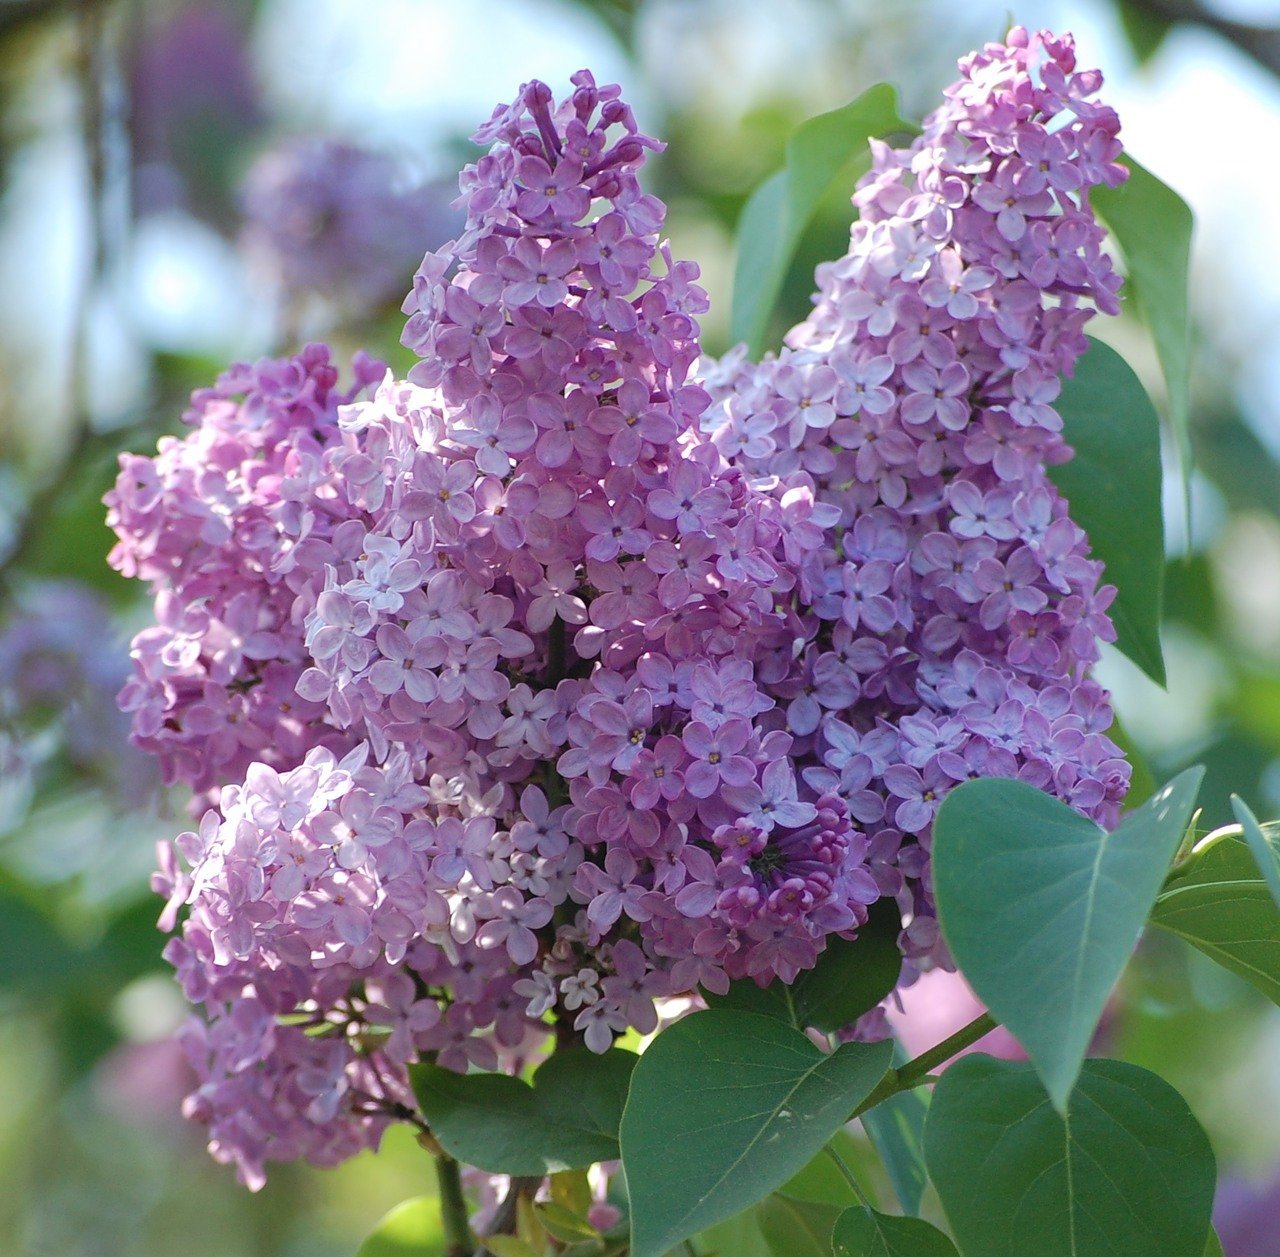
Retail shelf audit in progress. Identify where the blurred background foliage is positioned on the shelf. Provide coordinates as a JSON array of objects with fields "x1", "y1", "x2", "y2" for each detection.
[{"x1": 5, "y1": 0, "x2": 1280, "y2": 1253}]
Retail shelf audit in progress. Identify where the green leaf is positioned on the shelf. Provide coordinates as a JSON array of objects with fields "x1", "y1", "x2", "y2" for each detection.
[
  {"x1": 1151, "y1": 827, "x2": 1280, "y2": 1004},
  {"x1": 932, "y1": 767, "x2": 1203, "y2": 1110},
  {"x1": 1051, "y1": 337, "x2": 1166, "y2": 684},
  {"x1": 1204, "y1": 1228, "x2": 1225, "y2": 1257},
  {"x1": 620, "y1": 1010, "x2": 893, "y2": 1257},
  {"x1": 482, "y1": 1239, "x2": 539, "y2": 1257},
  {"x1": 778, "y1": 1131, "x2": 864, "y2": 1208},
  {"x1": 730, "y1": 86, "x2": 917, "y2": 354},
  {"x1": 549, "y1": 1170, "x2": 594, "y2": 1221},
  {"x1": 1117, "y1": 0, "x2": 1173, "y2": 64},
  {"x1": 535, "y1": 1201, "x2": 597, "y2": 1244},
  {"x1": 758, "y1": 1194, "x2": 843, "y2": 1257},
  {"x1": 832, "y1": 1207, "x2": 959, "y2": 1257},
  {"x1": 356, "y1": 1197, "x2": 447, "y2": 1257},
  {"x1": 923, "y1": 1056, "x2": 1216, "y2": 1257},
  {"x1": 1231, "y1": 795, "x2": 1280, "y2": 911},
  {"x1": 697, "y1": 1207, "x2": 775, "y2": 1257},
  {"x1": 1092, "y1": 156, "x2": 1194, "y2": 489},
  {"x1": 0, "y1": 880, "x2": 85, "y2": 996},
  {"x1": 409, "y1": 1047, "x2": 636, "y2": 1175},
  {"x1": 707, "y1": 899, "x2": 902, "y2": 1032},
  {"x1": 860, "y1": 1083, "x2": 928, "y2": 1216}
]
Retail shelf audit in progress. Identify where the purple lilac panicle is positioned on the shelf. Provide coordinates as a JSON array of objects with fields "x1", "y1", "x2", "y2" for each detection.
[
  {"x1": 110, "y1": 33, "x2": 1130, "y2": 1189},
  {"x1": 701, "y1": 27, "x2": 1130, "y2": 955}
]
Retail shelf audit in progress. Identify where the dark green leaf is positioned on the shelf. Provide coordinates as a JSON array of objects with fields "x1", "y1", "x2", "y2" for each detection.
[
  {"x1": 730, "y1": 86, "x2": 917, "y2": 354},
  {"x1": 1092, "y1": 156, "x2": 1194, "y2": 488},
  {"x1": 1051, "y1": 337, "x2": 1165, "y2": 684},
  {"x1": 832, "y1": 1207, "x2": 959, "y2": 1257},
  {"x1": 933, "y1": 767, "x2": 1203, "y2": 1110},
  {"x1": 758, "y1": 1194, "x2": 843, "y2": 1257},
  {"x1": 410, "y1": 1047, "x2": 636, "y2": 1175},
  {"x1": 356, "y1": 1197, "x2": 447, "y2": 1257},
  {"x1": 620, "y1": 1010, "x2": 893, "y2": 1257},
  {"x1": 924, "y1": 1056, "x2": 1216, "y2": 1257},
  {"x1": 1231, "y1": 795, "x2": 1280, "y2": 911},
  {"x1": 0, "y1": 892, "x2": 81, "y2": 996},
  {"x1": 708, "y1": 899, "x2": 901, "y2": 1032},
  {"x1": 1151, "y1": 828, "x2": 1280, "y2": 1004},
  {"x1": 860, "y1": 1082, "x2": 928, "y2": 1216}
]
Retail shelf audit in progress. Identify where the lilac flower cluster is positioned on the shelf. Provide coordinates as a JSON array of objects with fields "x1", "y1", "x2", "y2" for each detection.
[
  {"x1": 701, "y1": 27, "x2": 1131, "y2": 955},
  {"x1": 106, "y1": 345, "x2": 386, "y2": 795},
  {"x1": 110, "y1": 34, "x2": 1131, "y2": 1189}
]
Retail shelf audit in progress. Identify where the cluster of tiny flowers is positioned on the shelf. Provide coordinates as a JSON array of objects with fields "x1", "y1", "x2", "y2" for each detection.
[
  {"x1": 700, "y1": 27, "x2": 1131, "y2": 958},
  {"x1": 111, "y1": 36, "x2": 1131, "y2": 1189},
  {"x1": 106, "y1": 344, "x2": 387, "y2": 795},
  {"x1": 241, "y1": 139, "x2": 457, "y2": 314}
]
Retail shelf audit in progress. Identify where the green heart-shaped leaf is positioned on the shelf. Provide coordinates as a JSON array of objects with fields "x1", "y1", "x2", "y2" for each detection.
[
  {"x1": 924, "y1": 1056, "x2": 1215, "y2": 1257},
  {"x1": 933, "y1": 767, "x2": 1203, "y2": 1110},
  {"x1": 621, "y1": 1009, "x2": 893, "y2": 1257}
]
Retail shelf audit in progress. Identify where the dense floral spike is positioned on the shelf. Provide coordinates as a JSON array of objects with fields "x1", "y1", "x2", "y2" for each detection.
[
  {"x1": 701, "y1": 27, "x2": 1131, "y2": 959},
  {"x1": 112, "y1": 34, "x2": 1131, "y2": 1189}
]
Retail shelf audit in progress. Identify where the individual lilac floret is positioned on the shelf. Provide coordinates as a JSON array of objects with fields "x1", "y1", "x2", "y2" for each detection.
[{"x1": 699, "y1": 27, "x2": 1130, "y2": 963}]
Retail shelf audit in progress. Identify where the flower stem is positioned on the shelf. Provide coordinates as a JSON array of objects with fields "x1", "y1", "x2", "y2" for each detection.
[
  {"x1": 823, "y1": 1142, "x2": 872, "y2": 1208},
  {"x1": 851, "y1": 1012, "x2": 998, "y2": 1118},
  {"x1": 434, "y1": 1152, "x2": 476, "y2": 1257}
]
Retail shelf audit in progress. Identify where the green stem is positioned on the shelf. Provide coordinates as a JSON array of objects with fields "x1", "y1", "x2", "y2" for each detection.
[
  {"x1": 851, "y1": 1012, "x2": 998, "y2": 1118},
  {"x1": 434, "y1": 1153, "x2": 476, "y2": 1257},
  {"x1": 823, "y1": 1142, "x2": 872, "y2": 1208}
]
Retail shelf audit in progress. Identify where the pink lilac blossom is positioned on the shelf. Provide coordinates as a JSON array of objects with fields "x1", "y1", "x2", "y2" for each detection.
[
  {"x1": 110, "y1": 32, "x2": 1131, "y2": 1190},
  {"x1": 699, "y1": 26, "x2": 1130, "y2": 960}
]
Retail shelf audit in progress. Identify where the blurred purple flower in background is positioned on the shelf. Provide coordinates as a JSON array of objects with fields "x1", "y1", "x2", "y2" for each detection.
[
  {"x1": 240, "y1": 139, "x2": 461, "y2": 317},
  {"x1": 128, "y1": 1, "x2": 261, "y2": 222},
  {"x1": 0, "y1": 580, "x2": 160, "y2": 811},
  {"x1": 1216, "y1": 1174, "x2": 1280, "y2": 1257}
]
